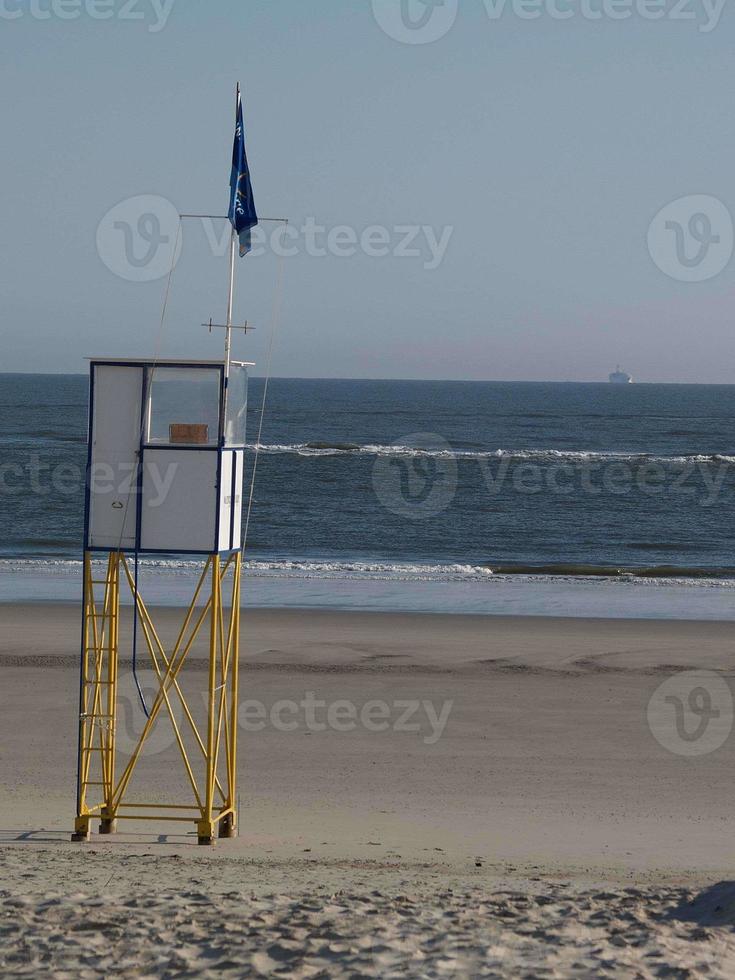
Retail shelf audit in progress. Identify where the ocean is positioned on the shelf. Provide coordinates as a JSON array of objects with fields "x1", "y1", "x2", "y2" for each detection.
[{"x1": 3, "y1": 373, "x2": 735, "y2": 618}]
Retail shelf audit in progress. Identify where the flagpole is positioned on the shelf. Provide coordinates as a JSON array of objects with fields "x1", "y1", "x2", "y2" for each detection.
[
  {"x1": 225, "y1": 224, "x2": 236, "y2": 370},
  {"x1": 223, "y1": 83, "x2": 240, "y2": 437}
]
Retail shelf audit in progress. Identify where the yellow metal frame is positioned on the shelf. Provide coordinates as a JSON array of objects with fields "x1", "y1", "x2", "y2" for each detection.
[{"x1": 73, "y1": 550, "x2": 242, "y2": 845}]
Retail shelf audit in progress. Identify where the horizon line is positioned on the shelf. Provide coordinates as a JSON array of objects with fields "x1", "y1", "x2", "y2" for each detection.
[{"x1": 0, "y1": 370, "x2": 732, "y2": 387}]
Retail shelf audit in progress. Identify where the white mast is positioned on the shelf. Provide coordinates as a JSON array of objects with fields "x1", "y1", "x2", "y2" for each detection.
[{"x1": 222, "y1": 82, "x2": 240, "y2": 436}]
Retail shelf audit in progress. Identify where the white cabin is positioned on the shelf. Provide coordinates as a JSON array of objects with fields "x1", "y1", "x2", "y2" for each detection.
[{"x1": 84, "y1": 358, "x2": 251, "y2": 554}]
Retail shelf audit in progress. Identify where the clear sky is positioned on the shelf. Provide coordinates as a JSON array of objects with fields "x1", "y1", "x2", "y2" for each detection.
[{"x1": 2, "y1": 0, "x2": 734, "y2": 382}]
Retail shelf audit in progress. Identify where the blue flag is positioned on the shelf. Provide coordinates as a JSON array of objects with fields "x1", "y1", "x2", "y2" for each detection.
[{"x1": 228, "y1": 92, "x2": 258, "y2": 257}]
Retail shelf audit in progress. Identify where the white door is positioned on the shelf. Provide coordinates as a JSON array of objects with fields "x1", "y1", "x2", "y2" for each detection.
[
  {"x1": 88, "y1": 366, "x2": 142, "y2": 549},
  {"x1": 140, "y1": 449, "x2": 218, "y2": 552}
]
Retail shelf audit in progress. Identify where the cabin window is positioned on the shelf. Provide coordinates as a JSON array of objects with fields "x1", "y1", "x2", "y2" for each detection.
[
  {"x1": 224, "y1": 363, "x2": 248, "y2": 446},
  {"x1": 145, "y1": 368, "x2": 221, "y2": 446}
]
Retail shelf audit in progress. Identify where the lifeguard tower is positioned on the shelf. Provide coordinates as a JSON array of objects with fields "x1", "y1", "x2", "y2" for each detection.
[
  {"x1": 73, "y1": 83, "x2": 271, "y2": 846},
  {"x1": 73, "y1": 356, "x2": 250, "y2": 845}
]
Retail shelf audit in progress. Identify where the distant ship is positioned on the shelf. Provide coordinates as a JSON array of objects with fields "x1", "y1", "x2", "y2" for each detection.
[{"x1": 609, "y1": 365, "x2": 633, "y2": 384}]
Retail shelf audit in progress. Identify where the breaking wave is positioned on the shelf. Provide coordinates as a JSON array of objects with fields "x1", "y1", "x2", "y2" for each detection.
[
  {"x1": 4, "y1": 557, "x2": 735, "y2": 587},
  {"x1": 245, "y1": 442, "x2": 735, "y2": 465}
]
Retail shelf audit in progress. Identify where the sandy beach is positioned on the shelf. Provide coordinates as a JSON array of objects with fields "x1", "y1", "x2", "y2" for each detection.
[{"x1": 2, "y1": 603, "x2": 735, "y2": 975}]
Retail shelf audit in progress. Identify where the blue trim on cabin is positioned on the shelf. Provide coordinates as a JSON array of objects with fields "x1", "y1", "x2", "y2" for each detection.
[
  {"x1": 229, "y1": 451, "x2": 237, "y2": 551},
  {"x1": 218, "y1": 367, "x2": 226, "y2": 448},
  {"x1": 85, "y1": 545, "x2": 241, "y2": 556},
  {"x1": 138, "y1": 444, "x2": 249, "y2": 451},
  {"x1": 213, "y1": 448, "x2": 223, "y2": 553},
  {"x1": 82, "y1": 368, "x2": 95, "y2": 549},
  {"x1": 142, "y1": 446, "x2": 222, "y2": 454},
  {"x1": 89, "y1": 359, "x2": 230, "y2": 371}
]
